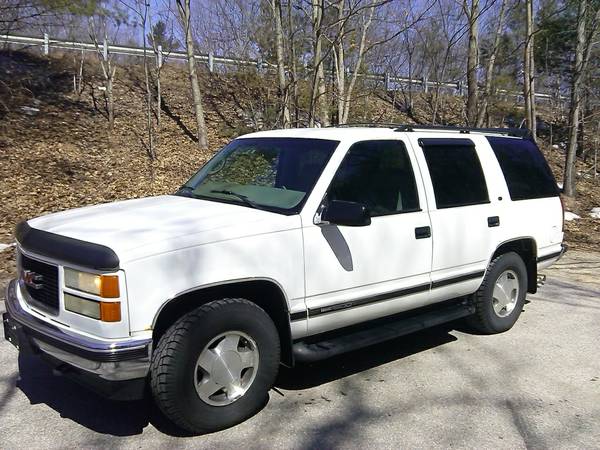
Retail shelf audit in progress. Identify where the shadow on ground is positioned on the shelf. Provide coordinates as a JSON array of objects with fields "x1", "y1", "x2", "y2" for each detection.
[{"x1": 13, "y1": 324, "x2": 458, "y2": 438}]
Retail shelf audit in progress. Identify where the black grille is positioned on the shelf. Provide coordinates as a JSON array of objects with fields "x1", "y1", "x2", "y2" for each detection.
[{"x1": 20, "y1": 254, "x2": 59, "y2": 313}]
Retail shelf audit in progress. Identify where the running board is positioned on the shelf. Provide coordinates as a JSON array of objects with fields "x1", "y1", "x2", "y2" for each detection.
[{"x1": 292, "y1": 301, "x2": 475, "y2": 364}]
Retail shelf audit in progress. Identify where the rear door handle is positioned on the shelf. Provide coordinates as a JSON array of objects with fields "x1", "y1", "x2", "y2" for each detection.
[
  {"x1": 415, "y1": 226, "x2": 431, "y2": 239},
  {"x1": 488, "y1": 216, "x2": 500, "y2": 227}
]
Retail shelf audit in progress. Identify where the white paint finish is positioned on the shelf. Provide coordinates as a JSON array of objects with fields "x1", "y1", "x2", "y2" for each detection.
[
  {"x1": 28, "y1": 195, "x2": 296, "y2": 264},
  {"x1": 307, "y1": 289, "x2": 432, "y2": 335},
  {"x1": 123, "y1": 225, "x2": 305, "y2": 333},
  {"x1": 406, "y1": 134, "x2": 505, "y2": 282},
  {"x1": 302, "y1": 215, "x2": 433, "y2": 335},
  {"x1": 16, "y1": 127, "x2": 565, "y2": 344}
]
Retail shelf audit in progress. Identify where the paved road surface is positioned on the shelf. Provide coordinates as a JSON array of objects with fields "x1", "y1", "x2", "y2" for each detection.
[{"x1": 0, "y1": 261, "x2": 599, "y2": 449}]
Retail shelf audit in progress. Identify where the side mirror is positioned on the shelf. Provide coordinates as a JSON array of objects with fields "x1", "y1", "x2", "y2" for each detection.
[{"x1": 321, "y1": 200, "x2": 371, "y2": 227}]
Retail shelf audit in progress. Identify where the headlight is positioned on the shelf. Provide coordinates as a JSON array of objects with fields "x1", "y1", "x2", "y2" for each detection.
[
  {"x1": 64, "y1": 268, "x2": 120, "y2": 298},
  {"x1": 64, "y1": 293, "x2": 121, "y2": 322}
]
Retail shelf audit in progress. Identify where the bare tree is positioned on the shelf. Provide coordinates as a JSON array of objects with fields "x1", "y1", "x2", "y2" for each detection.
[
  {"x1": 464, "y1": 0, "x2": 479, "y2": 126},
  {"x1": 333, "y1": 0, "x2": 377, "y2": 124},
  {"x1": 267, "y1": 0, "x2": 291, "y2": 127},
  {"x1": 88, "y1": 16, "x2": 118, "y2": 131},
  {"x1": 176, "y1": 0, "x2": 208, "y2": 149},
  {"x1": 564, "y1": 0, "x2": 600, "y2": 197},
  {"x1": 476, "y1": 0, "x2": 508, "y2": 127},
  {"x1": 428, "y1": 0, "x2": 467, "y2": 124},
  {"x1": 523, "y1": 0, "x2": 536, "y2": 140},
  {"x1": 309, "y1": 0, "x2": 330, "y2": 127},
  {"x1": 120, "y1": 0, "x2": 156, "y2": 158}
]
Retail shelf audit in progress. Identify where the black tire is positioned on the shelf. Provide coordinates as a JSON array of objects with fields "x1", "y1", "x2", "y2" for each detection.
[
  {"x1": 150, "y1": 298, "x2": 280, "y2": 434},
  {"x1": 467, "y1": 252, "x2": 528, "y2": 334}
]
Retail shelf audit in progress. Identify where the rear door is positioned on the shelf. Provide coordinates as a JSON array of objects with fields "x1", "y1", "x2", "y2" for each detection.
[{"x1": 409, "y1": 136, "x2": 501, "y2": 301}]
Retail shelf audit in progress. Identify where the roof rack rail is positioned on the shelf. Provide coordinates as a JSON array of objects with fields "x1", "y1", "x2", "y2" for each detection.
[
  {"x1": 332, "y1": 122, "x2": 403, "y2": 129},
  {"x1": 329, "y1": 123, "x2": 531, "y2": 138},
  {"x1": 394, "y1": 124, "x2": 531, "y2": 138}
]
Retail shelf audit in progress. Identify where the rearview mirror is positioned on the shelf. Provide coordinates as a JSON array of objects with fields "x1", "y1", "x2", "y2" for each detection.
[{"x1": 321, "y1": 200, "x2": 371, "y2": 227}]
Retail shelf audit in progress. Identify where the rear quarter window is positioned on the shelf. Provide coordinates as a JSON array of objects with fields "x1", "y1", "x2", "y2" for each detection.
[{"x1": 487, "y1": 137, "x2": 559, "y2": 200}]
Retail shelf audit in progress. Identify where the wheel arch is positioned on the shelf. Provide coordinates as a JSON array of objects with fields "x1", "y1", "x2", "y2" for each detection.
[
  {"x1": 490, "y1": 237, "x2": 538, "y2": 294},
  {"x1": 152, "y1": 278, "x2": 295, "y2": 366}
]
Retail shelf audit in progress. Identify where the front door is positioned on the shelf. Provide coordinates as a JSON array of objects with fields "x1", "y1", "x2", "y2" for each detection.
[{"x1": 302, "y1": 139, "x2": 433, "y2": 335}]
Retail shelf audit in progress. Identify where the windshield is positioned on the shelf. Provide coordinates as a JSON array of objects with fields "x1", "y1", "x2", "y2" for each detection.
[{"x1": 176, "y1": 137, "x2": 339, "y2": 214}]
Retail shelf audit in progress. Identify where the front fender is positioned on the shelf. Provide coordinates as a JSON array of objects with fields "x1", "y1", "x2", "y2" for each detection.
[{"x1": 122, "y1": 228, "x2": 305, "y2": 334}]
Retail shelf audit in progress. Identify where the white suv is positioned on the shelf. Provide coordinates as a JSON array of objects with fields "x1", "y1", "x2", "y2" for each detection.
[{"x1": 3, "y1": 125, "x2": 565, "y2": 433}]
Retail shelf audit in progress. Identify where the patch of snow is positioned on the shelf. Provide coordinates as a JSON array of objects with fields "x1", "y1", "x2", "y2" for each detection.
[
  {"x1": 0, "y1": 243, "x2": 15, "y2": 252},
  {"x1": 590, "y1": 207, "x2": 600, "y2": 219},
  {"x1": 552, "y1": 144, "x2": 559, "y2": 149},
  {"x1": 557, "y1": 182, "x2": 563, "y2": 190},
  {"x1": 564, "y1": 212, "x2": 581, "y2": 221},
  {"x1": 20, "y1": 106, "x2": 40, "y2": 115}
]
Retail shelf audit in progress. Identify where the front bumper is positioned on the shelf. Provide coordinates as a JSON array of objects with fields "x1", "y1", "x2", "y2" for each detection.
[{"x1": 3, "y1": 279, "x2": 152, "y2": 398}]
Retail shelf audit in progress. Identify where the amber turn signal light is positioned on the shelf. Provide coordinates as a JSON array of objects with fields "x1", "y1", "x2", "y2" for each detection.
[
  {"x1": 98, "y1": 275, "x2": 120, "y2": 298},
  {"x1": 100, "y1": 301, "x2": 122, "y2": 322}
]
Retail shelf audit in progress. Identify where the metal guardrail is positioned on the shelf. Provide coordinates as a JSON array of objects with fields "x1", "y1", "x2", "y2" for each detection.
[
  {"x1": 1, "y1": 33, "x2": 563, "y2": 102},
  {"x1": 0, "y1": 33, "x2": 271, "y2": 71}
]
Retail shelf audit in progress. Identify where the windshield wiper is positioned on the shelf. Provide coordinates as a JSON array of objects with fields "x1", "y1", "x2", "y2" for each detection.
[{"x1": 210, "y1": 189, "x2": 262, "y2": 210}]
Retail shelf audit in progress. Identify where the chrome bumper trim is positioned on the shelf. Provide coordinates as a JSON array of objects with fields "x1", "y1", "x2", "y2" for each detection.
[{"x1": 4, "y1": 279, "x2": 151, "y2": 380}]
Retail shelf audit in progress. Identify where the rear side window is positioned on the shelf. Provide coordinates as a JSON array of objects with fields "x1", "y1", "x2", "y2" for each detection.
[
  {"x1": 328, "y1": 140, "x2": 420, "y2": 216},
  {"x1": 420, "y1": 138, "x2": 489, "y2": 209},
  {"x1": 487, "y1": 137, "x2": 559, "y2": 200}
]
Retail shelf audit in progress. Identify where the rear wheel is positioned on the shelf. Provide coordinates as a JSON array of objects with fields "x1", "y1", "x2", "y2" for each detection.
[
  {"x1": 467, "y1": 252, "x2": 528, "y2": 334},
  {"x1": 150, "y1": 298, "x2": 280, "y2": 434}
]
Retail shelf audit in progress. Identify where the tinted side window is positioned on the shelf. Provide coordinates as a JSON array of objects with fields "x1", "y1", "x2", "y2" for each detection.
[
  {"x1": 420, "y1": 139, "x2": 489, "y2": 208},
  {"x1": 487, "y1": 136, "x2": 559, "y2": 200},
  {"x1": 328, "y1": 140, "x2": 420, "y2": 216}
]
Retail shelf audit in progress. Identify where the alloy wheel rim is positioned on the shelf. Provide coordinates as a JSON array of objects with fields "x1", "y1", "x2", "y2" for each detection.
[
  {"x1": 492, "y1": 269, "x2": 520, "y2": 318},
  {"x1": 194, "y1": 331, "x2": 259, "y2": 406}
]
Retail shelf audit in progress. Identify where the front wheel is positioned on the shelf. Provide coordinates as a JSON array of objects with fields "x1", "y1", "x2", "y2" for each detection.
[
  {"x1": 467, "y1": 252, "x2": 528, "y2": 334},
  {"x1": 150, "y1": 298, "x2": 280, "y2": 434}
]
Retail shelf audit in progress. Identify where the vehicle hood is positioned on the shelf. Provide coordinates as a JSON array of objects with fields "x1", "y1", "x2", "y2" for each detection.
[{"x1": 27, "y1": 195, "x2": 301, "y2": 263}]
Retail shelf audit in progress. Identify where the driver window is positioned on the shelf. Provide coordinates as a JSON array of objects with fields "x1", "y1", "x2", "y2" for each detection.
[{"x1": 327, "y1": 140, "x2": 420, "y2": 217}]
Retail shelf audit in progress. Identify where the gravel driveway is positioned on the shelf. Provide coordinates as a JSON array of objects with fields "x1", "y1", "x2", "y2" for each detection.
[{"x1": 1, "y1": 252, "x2": 599, "y2": 449}]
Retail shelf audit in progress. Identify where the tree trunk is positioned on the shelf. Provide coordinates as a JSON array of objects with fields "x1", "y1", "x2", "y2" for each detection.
[
  {"x1": 465, "y1": 0, "x2": 479, "y2": 126},
  {"x1": 340, "y1": 0, "x2": 375, "y2": 124},
  {"x1": 270, "y1": 0, "x2": 290, "y2": 127},
  {"x1": 156, "y1": 45, "x2": 163, "y2": 128},
  {"x1": 107, "y1": 71, "x2": 114, "y2": 131},
  {"x1": 476, "y1": 0, "x2": 506, "y2": 127},
  {"x1": 287, "y1": 0, "x2": 299, "y2": 126},
  {"x1": 335, "y1": 0, "x2": 346, "y2": 124},
  {"x1": 564, "y1": 0, "x2": 587, "y2": 197},
  {"x1": 524, "y1": 0, "x2": 537, "y2": 140},
  {"x1": 309, "y1": 0, "x2": 329, "y2": 127},
  {"x1": 177, "y1": 0, "x2": 208, "y2": 149},
  {"x1": 142, "y1": 6, "x2": 154, "y2": 159}
]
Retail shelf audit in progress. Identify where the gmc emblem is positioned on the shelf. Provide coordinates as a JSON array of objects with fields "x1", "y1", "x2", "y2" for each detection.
[{"x1": 22, "y1": 270, "x2": 44, "y2": 290}]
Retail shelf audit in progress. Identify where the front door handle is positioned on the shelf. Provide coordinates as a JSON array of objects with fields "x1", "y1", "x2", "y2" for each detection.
[
  {"x1": 415, "y1": 226, "x2": 431, "y2": 239},
  {"x1": 488, "y1": 216, "x2": 500, "y2": 227}
]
